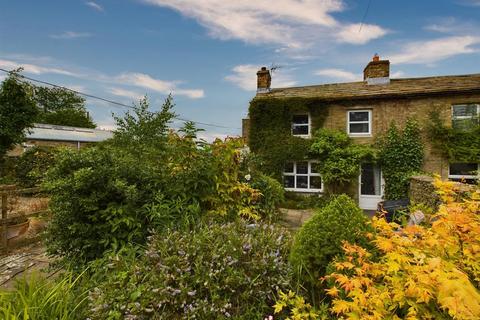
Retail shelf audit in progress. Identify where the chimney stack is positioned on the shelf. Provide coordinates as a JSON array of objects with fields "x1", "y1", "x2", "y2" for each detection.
[
  {"x1": 364, "y1": 54, "x2": 390, "y2": 85},
  {"x1": 257, "y1": 67, "x2": 271, "y2": 93}
]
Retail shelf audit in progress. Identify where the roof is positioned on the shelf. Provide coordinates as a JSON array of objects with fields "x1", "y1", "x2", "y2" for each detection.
[
  {"x1": 27, "y1": 123, "x2": 113, "y2": 142},
  {"x1": 255, "y1": 73, "x2": 480, "y2": 101}
]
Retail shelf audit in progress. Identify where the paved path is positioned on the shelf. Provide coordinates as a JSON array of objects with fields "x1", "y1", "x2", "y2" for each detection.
[
  {"x1": 0, "y1": 243, "x2": 54, "y2": 289},
  {"x1": 279, "y1": 208, "x2": 315, "y2": 230}
]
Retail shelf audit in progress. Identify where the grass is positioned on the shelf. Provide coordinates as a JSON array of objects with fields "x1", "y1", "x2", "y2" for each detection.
[{"x1": 0, "y1": 271, "x2": 88, "y2": 320}]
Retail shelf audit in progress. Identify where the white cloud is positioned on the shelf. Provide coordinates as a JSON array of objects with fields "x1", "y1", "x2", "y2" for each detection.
[
  {"x1": 141, "y1": 0, "x2": 387, "y2": 48},
  {"x1": 86, "y1": 1, "x2": 104, "y2": 11},
  {"x1": 337, "y1": 23, "x2": 389, "y2": 45},
  {"x1": 314, "y1": 68, "x2": 360, "y2": 82},
  {"x1": 117, "y1": 72, "x2": 205, "y2": 99},
  {"x1": 50, "y1": 31, "x2": 92, "y2": 40},
  {"x1": 390, "y1": 71, "x2": 405, "y2": 78},
  {"x1": 0, "y1": 58, "x2": 79, "y2": 76},
  {"x1": 109, "y1": 87, "x2": 144, "y2": 101},
  {"x1": 225, "y1": 64, "x2": 297, "y2": 91},
  {"x1": 388, "y1": 36, "x2": 480, "y2": 64}
]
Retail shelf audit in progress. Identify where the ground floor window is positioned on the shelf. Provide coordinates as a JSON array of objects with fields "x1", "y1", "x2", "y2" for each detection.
[
  {"x1": 448, "y1": 162, "x2": 479, "y2": 183},
  {"x1": 283, "y1": 161, "x2": 323, "y2": 192}
]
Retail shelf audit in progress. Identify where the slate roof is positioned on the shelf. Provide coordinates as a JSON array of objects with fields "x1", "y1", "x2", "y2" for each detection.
[
  {"x1": 255, "y1": 74, "x2": 480, "y2": 101},
  {"x1": 27, "y1": 123, "x2": 113, "y2": 142}
]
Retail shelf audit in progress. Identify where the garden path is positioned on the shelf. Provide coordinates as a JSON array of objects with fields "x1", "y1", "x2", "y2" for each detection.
[
  {"x1": 0, "y1": 243, "x2": 55, "y2": 289},
  {"x1": 279, "y1": 208, "x2": 314, "y2": 230}
]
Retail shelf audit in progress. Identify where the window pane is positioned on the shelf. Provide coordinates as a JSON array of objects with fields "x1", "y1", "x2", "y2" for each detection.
[
  {"x1": 292, "y1": 125, "x2": 309, "y2": 135},
  {"x1": 284, "y1": 162, "x2": 294, "y2": 173},
  {"x1": 296, "y1": 162, "x2": 308, "y2": 174},
  {"x1": 283, "y1": 175, "x2": 294, "y2": 188},
  {"x1": 292, "y1": 114, "x2": 309, "y2": 124},
  {"x1": 453, "y1": 105, "x2": 478, "y2": 117},
  {"x1": 296, "y1": 176, "x2": 308, "y2": 189},
  {"x1": 349, "y1": 123, "x2": 369, "y2": 133},
  {"x1": 450, "y1": 163, "x2": 478, "y2": 176},
  {"x1": 309, "y1": 176, "x2": 322, "y2": 189},
  {"x1": 349, "y1": 111, "x2": 369, "y2": 122},
  {"x1": 361, "y1": 163, "x2": 381, "y2": 196},
  {"x1": 311, "y1": 162, "x2": 320, "y2": 174}
]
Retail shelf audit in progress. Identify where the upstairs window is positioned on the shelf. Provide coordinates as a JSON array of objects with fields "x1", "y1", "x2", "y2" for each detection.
[
  {"x1": 448, "y1": 162, "x2": 479, "y2": 183},
  {"x1": 347, "y1": 110, "x2": 371, "y2": 136},
  {"x1": 283, "y1": 161, "x2": 323, "y2": 192},
  {"x1": 452, "y1": 104, "x2": 479, "y2": 130},
  {"x1": 292, "y1": 114, "x2": 310, "y2": 137}
]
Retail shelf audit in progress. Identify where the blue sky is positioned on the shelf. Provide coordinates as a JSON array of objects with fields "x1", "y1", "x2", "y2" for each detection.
[{"x1": 1, "y1": 0, "x2": 480, "y2": 139}]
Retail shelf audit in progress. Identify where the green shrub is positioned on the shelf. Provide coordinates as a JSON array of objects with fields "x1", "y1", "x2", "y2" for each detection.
[
  {"x1": 43, "y1": 146, "x2": 158, "y2": 264},
  {"x1": 88, "y1": 221, "x2": 293, "y2": 320},
  {"x1": 0, "y1": 272, "x2": 88, "y2": 320},
  {"x1": 15, "y1": 146, "x2": 55, "y2": 187},
  {"x1": 250, "y1": 174, "x2": 285, "y2": 219},
  {"x1": 281, "y1": 192, "x2": 333, "y2": 210},
  {"x1": 289, "y1": 195, "x2": 371, "y2": 283}
]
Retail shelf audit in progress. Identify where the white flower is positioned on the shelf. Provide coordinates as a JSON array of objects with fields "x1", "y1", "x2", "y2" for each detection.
[{"x1": 245, "y1": 174, "x2": 251, "y2": 181}]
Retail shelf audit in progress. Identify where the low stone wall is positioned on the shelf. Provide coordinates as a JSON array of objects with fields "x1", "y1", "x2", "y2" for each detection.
[{"x1": 409, "y1": 175, "x2": 440, "y2": 210}]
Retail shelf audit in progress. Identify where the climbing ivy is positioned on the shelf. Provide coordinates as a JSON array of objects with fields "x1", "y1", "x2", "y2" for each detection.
[
  {"x1": 248, "y1": 97, "x2": 329, "y2": 180},
  {"x1": 377, "y1": 119, "x2": 424, "y2": 200},
  {"x1": 309, "y1": 129, "x2": 375, "y2": 193},
  {"x1": 427, "y1": 110, "x2": 480, "y2": 162}
]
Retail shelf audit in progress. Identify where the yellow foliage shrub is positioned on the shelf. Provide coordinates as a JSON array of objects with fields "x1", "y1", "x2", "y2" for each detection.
[{"x1": 326, "y1": 178, "x2": 480, "y2": 320}]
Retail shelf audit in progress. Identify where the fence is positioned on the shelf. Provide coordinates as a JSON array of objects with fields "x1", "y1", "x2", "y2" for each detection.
[{"x1": 0, "y1": 185, "x2": 49, "y2": 255}]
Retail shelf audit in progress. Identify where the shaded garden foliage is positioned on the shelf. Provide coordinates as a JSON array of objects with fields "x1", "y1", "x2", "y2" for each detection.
[{"x1": 88, "y1": 221, "x2": 293, "y2": 319}]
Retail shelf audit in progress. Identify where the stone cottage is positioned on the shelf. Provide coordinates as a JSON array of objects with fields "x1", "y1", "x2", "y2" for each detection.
[{"x1": 243, "y1": 56, "x2": 480, "y2": 209}]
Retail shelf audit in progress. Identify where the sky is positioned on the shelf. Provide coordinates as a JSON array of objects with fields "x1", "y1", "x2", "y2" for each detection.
[{"x1": 1, "y1": 0, "x2": 480, "y2": 140}]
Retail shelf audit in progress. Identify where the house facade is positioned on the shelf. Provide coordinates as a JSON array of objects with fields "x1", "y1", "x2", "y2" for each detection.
[{"x1": 244, "y1": 56, "x2": 480, "y2": 210}]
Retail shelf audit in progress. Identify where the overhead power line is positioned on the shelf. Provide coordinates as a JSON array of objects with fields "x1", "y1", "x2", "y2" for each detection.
[
  {"x1": 359, "y1": 0, "x2": 372, "y2": 33},
  {"x1": 0, "y1": 68, "x2": 241, "y2": 131}
]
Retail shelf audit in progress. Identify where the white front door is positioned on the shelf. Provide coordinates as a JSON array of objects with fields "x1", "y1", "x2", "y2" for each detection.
[{"x1": 358, "y1": 163, "x2": 384, "y2": 210}]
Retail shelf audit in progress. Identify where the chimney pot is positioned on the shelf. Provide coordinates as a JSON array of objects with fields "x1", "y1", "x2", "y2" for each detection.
[
  {"x1": 256, "y1": 67, "x2": 271, "y2": 93},
  {"x1": 372, "y1": 53, "x2": 380, "y2": 62}
]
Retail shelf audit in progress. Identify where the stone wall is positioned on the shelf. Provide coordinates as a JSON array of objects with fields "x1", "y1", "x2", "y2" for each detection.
[
  {"x1": 363, "y1": 60, "x2": 390, "y2": 79},
  {"x1": 409, "y1": 175, "x2": 440, "y2": 210}
]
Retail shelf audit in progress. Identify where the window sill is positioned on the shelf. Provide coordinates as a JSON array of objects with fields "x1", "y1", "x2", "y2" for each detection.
[
  {"x1": 285, "y1": 188, "x2": 323, "y2": 193},
  {"x1": 292, "y1": 134, "x2": 311, "y2": 139},
  {"x1": 348, "y1": 133, "x2": 372, "y2": 138}
]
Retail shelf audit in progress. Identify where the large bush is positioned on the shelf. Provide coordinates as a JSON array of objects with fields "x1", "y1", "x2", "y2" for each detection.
[
  {"x1": 88, "y1": 221, "x2": 293, "y2": 319},
  {"x1": 289, "y1": 195, "x2": 371, "y2": 282},
  {"x1": 44, "y1": 97, "x2": 272, "y2": 264}
]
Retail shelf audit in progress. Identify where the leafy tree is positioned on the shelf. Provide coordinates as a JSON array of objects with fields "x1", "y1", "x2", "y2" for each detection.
[
  {"x1": 0, "y1": 73, "x2": 38, "y2": 159},
  {"x1": 35, "y1": 86, "x2": 96, "y2": 128}
]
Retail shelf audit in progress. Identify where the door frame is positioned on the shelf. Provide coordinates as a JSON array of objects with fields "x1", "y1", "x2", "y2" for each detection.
[{"x1": 358, "y1": 164, "x2": 384, "y2": 210}]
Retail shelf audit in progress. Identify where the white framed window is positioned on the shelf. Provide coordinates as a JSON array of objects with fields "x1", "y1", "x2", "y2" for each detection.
[
  {"x1": 452, "y1": 104, "x2": 479, "y2": 130},
  {"x1": 347, "y1": 110, "x2": 372, "y2": 136},
  {"x1": 283, "y1": 161, "x2": 323, "y2": 192},
  {"x1": 448, "y1": 163, "x2": 479, "y2": 182},
  {"x1": 292, "y1": 114, "x2": 310, "y2": 137}
]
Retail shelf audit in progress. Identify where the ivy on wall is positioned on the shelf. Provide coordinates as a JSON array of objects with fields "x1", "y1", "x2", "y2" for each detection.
[
  {"x1": 377, "y1": 119, "x2": 424, "y2": 200},
  {"x1": 248, "y1": 97, "x2": 329, "y2": 180},
  {"x1": 309, "y1": 129, "x2": 375, "y2": 194},
  {"x1": 427, "y1": 111, "x2": 480, "y2": 163}
]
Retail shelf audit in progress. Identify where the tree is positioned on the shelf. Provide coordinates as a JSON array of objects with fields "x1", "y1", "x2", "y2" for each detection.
[
  {"x1": 0, "y1": 73, "x2": 39, "y2": 159},
  {"x1": 34, "y1": 86, "x2": 96, "y2": 128}
]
